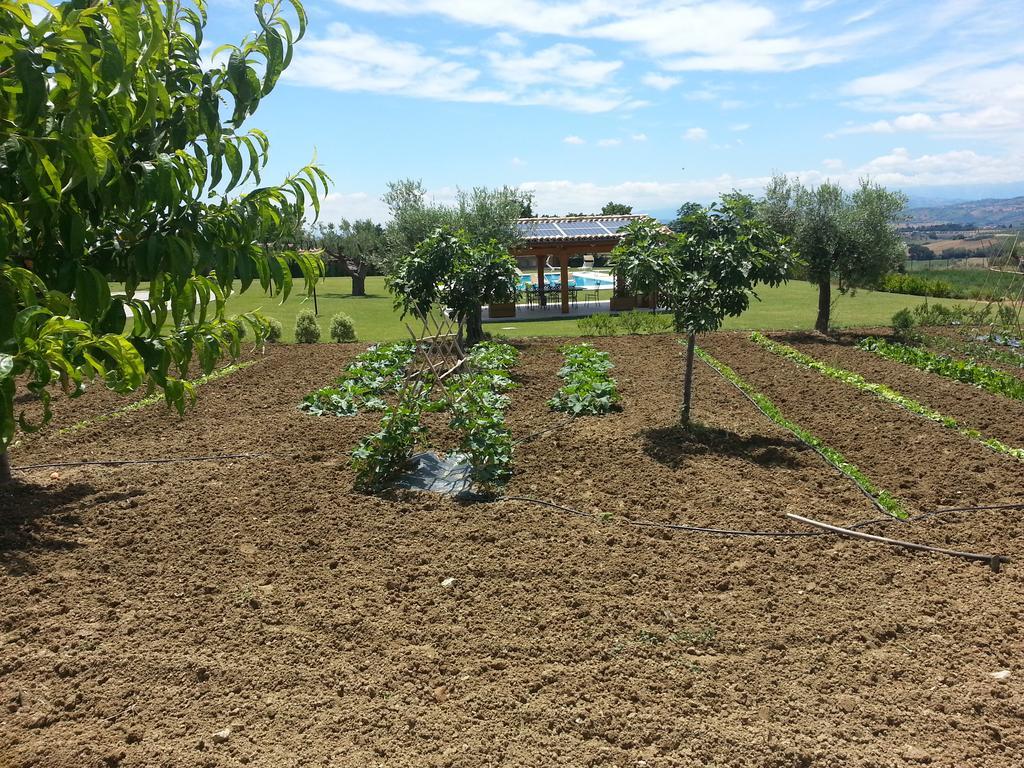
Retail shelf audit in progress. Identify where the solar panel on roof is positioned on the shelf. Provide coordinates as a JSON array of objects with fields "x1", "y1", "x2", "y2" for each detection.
[
  {"x1": 557, "y1": 221, "x2": 610, "y2": 235},
  {"x1": 600, "y1": 217, "x2": 635, "y2": 231},
  {"x1": 522, "y1": 223, "x2": 564, "y2": 238}
]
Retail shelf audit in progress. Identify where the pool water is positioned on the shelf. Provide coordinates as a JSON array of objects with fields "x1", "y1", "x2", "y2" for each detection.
[{"x1": 519, "y1": 272, "x2": 614, "y2": 289}]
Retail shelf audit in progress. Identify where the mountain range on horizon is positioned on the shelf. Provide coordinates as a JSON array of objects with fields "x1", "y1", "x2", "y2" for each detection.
[{"x1": 902, "y1": 196, "x2": 1024, "y2": 227}]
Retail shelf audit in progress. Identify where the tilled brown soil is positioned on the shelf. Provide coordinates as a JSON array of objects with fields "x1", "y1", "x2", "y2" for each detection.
[
  {"x1": 768, "y1": 332, "x2": 1024, "y2": 448},
  {"x1": 2, "y1": 336, "x2": 1023, "y2": 768}
]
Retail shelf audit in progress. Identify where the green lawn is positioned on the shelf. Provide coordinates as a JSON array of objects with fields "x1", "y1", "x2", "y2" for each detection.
[{"x1": 132, "y1": 276, "x2": 990, "y2": 343}]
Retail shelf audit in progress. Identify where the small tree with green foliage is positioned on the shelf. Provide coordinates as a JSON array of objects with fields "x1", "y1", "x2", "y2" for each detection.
[
  {"x1": 761, "y1": 176, "x2": 907, "y2": 332},
  {"x1": 388, "y1": 228, "x2": 518, "y2": 346},
  {"x1": 0, "y1": 0, "x2": 328, "y2": 482},
  {"x1": 614, "y1": 196, "x2": 794, "y2": 425}
]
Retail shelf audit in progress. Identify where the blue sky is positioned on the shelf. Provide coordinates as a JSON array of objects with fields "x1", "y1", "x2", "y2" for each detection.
[{"x1": 207, "y1": 0, "x2": 1024, "y2": 220}]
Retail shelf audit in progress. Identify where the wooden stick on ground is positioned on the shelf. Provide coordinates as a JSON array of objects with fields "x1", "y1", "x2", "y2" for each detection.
[{"x1": 786, "y1": 513, "x2": 1011, "y2": 573}]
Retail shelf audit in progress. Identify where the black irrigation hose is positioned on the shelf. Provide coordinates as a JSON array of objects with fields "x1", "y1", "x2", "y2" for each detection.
[
  {"x1": 696, "y1": 352, "x2": 898, "y2": 519},
  {"x1": 9, "y1": 453, "x2": 270, "y2": 472},
  {"x1": 498, "y1": 495, "x2": 1024, "y2": 543}
]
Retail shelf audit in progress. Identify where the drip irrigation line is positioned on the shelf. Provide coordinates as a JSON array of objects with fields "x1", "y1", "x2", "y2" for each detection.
[
  {"x1": 696, "y1": 352, "x2": 896, "y2": 519},
  {"x1": 10, "y1": 453, "x2": 270, "y2": 472},
  {"x1": 496, "y1": 495, "x2": 1021, "y2": 569},
  {"x1": 787, "y1": 513, "x2": 1010, "y2": 573}
]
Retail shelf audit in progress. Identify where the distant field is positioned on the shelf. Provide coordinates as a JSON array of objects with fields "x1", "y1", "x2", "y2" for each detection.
[
  {"x1": 910, "y1": 237, "x2": 997, "y2": 254},
  {"x1": 121, "y1": 276, "x2": 995, "y2": 343},
  {"x1": 893, "y1": 268, "x2": 1023, "y2": 300},
  {"x1": 905, "y1": 256, "x2": 990, "y2": 271}
]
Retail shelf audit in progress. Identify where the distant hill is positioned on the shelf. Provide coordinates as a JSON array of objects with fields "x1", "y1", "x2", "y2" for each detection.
[{"x1": 906, "y1": 196, "x2": 1024, "y2": 227}]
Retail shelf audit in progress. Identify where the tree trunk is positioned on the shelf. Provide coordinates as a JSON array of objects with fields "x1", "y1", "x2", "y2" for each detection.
[
  {"x1": 682, "y1": 332, "x2": 696, "y2": 427},
  {"x1": 0, "y1": 451, "x2": 10, "y2": 484},
  {"x1": 466, "y1": 305, "x2": 485, "y2": 347},
  {"x1": 815, "y1": 278, "x2": 832, "y2": 333},
  {"x1": 351, "y1": 270, "x2": 366, "y2": 297}
]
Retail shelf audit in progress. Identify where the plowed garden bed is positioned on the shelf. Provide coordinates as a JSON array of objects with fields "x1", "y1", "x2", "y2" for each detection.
[{"x1": 2, "y1": 335, "x2": 1023, "y2": 768}]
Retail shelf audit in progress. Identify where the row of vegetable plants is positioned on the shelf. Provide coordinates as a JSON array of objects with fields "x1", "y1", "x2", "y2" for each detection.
[
  {"x1": 923, "y1": 334, "x2": 1024, "y2": 370},
  {"x1": 857, "y1": 337, "x2": 1024, "y2": 401},
  {"x1": 299, "y1": 342, "x2": 416, "y2": 416},
  {"x1": 751, "y1": 333, "x2": 1024, "y2": 464},
  {"x1": 351, "y1": 342, "x2": 519, "y2": 495},
  {"x1": 548, "y1": 344, "x2": 622, "y2": 416},
  {"x1": 696, "y1": 347, "x2": 906, "y2": 519}
]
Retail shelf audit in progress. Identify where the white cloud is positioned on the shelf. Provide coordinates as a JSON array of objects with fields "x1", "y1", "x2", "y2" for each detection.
[
  {"x1": 641, "y1": 72, "x2": 681, "y2": 90},
  {"x1": 284, "y1": 23, "x2": 633, "y2": 113},
  {"x1": 511, "y1": 157, "x2": 527, "y2": 166},
  {"x1": 833, "y1": 106, "x2": 1022, "y2": 138},
  {"x1": 563, "y1": 135, "x2": 586, "y2": 145},
  {"x1": 597, "y1": 138, "x2": 622, "y2": 147},
  {"x1": 631, "y1": 133, "x2": 648, "y2": 142},
  {"x1": 845, "y1": 6, "x2": 880, "y2": 24},
  {"x1": 730, "y1": 123, "x2": 751, "y2": 131},
  {"x1": 493, "y1": 32, "x2": 522, "y2": 48},
  {"x1": 683, "y1": 127, "x2": 708, "y2": 141},
  {"x1": 331, "y1": 0, "x2": 886, "y2": 74},
  {"x1": 800, "y1": 0, "x2": 837, "y2": 10},
  {"x1": 284, "y1": 23, "x2": 498, "y2": 103},
  {"x1": 315, "y1": 147, "x2": 1024, "y2": 224},
  {"x1": 520, "y1": 147, "x2": 1024, "y2": 213},
  {"x1": 319, "y1": 191, "x2": 390, "y2": 223},
  {"x1": 486, "y1": 43, "x2": 622, "y2": 89}
]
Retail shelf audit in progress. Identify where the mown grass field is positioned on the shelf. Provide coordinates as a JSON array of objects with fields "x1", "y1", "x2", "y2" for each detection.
[{"x1": 181, "y1": 276, "x2": 993, "y2": 342}]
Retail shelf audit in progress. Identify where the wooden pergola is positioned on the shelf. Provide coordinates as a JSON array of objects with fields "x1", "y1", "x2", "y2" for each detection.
[{"x1": 509, "y1": 214, "x2": 655, "y2": 315}]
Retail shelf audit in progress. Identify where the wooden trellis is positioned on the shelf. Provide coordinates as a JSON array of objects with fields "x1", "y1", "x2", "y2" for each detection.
[{"x1": 397, "y1": 312, "x2": 473, "y2": 408}]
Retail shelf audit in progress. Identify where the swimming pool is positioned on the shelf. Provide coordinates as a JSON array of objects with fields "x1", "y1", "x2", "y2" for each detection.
[{"x1": 519, "y1": 271, "x2": 615, "y2": 289}]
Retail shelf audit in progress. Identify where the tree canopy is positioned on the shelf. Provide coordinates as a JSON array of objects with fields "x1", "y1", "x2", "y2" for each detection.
[
  {"x1": 601, "y1": 202, "x2": 633, "y2": 215},
  {"x1": 761, "y1": 176, "x2": 907, "y2": 331},
  {"x1": 381, "y1": 179, "x2": 531, "y2": 268},
  {"x1": 0, "y1": 0, "x2": 329, "y2": 480},
  {"x1": 612, "y1": 196, "x2": 793, "y2": 423},
  {"x1": 387, "y1": 228, "x2": 518, "y2": 346}
]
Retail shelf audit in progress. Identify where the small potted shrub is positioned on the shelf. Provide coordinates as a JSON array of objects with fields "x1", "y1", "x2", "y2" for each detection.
[
  {"x1": 294, "y1": 309, "x2": 321, "y2": 344},
  {"x1": 329, "y1": 312, "x2": 357, "y2": 342}
]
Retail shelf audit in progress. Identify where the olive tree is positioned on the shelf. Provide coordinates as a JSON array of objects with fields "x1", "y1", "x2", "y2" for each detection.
[
  {"x1": 761, "y1": 176, "x2": 907, "y2": 332},
  {"x1": 382, "y1": 179, "x2": 529, "y2": 266},
  {"x1": 613, "y1": 196, "x2": 793, "y2": 425},
  {"x1": 0, "y1": 1, "x2": 329, "y2": 482},
  {"x1": 311, "y1": 219, "x2": 385, "y2": 296},
  {"x1": 387, "y1": 228, "x2": 518, "y2": 346}
]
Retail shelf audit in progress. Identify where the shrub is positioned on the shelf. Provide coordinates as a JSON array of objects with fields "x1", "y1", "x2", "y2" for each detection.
[
  {"x1": 637, "y1": 313, "x2": 674, "y2": 334},
  {"x1": 578, "y1": 314, "x2": 617, "y2": 337},
  {"x1": 882, "y1": 273, "x2": 953, "y2": 298},
  {"x1": 294, "y1": 309, "x2": 321, "y2": 344},
  {"x1": 329, "y1": 312, "x2": 357, "y2": 343},
  {"x1": 912, "y1": 302, "x2": 992, "y2": 328},
  {"x1": 891, "y1": 308, "x2": 921, "y2": 345},
  {"x1": 617, "y1": 311, "x2": 647, "y2": 335},
  {"x1": 265, "y1": 318, "x2": 283, "y2": 343}
]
